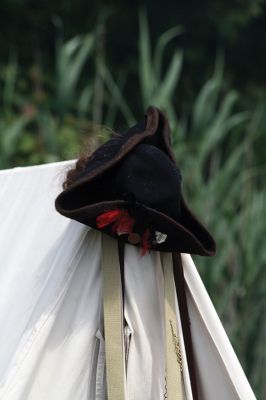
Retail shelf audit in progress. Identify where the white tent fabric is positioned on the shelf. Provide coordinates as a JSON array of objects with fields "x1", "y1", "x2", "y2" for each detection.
[{"x1": 0, "y1": 160, "x2": 256, "y2": 400}]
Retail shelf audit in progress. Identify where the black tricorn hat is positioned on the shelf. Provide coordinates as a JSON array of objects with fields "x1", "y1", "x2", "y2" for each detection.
[{"x1": 55, "y1": 106, "x2": 216, "y2": 256}]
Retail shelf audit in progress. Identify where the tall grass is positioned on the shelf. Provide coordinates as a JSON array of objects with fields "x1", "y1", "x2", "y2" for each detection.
[
  {"x1": 136, "y1": 15, "x2": 266, "y2": 396},
  {"x1": 0, "y1": 11, "x2": 265, "y2": 398}
]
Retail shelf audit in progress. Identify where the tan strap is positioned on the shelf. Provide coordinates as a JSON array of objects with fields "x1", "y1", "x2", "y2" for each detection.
[
  {"x1": 101, "y1": 233, "x2": 126, "y2": 400},
  {"x1": 161, "y1": 252, "x2": 185, "y2": 400}
]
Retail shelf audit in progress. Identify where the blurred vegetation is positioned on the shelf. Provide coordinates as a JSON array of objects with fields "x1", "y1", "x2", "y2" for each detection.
[{"x1": 0, "y1": 3, "x2": 266, "y2": 399}]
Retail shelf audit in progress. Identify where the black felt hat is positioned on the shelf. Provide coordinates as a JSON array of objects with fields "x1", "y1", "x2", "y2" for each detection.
[{"x1": 55, "y1": 106, "x2": 216, "y2": 256}]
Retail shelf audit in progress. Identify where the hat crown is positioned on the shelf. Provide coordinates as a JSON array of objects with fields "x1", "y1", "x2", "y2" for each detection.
[{"x1": 115, "y1": 144, "x2": 182, "y2": 222}]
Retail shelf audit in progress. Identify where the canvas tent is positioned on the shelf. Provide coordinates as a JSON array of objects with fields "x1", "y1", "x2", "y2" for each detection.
[{"x1": 0, "y1": 160, "x2": 256, "y2": 400}]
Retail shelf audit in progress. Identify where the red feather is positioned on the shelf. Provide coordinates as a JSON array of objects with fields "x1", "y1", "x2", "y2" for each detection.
[
  {"x1": 115, "y1": 213, "x2": 135, "y2": 235},
  {"x1": 96, "y1": 209, "x2": 151, "y2": 256},
  {"x1": 96, "y1": 209, "x2": 134, "y2": 235},
  {"x1": 96, "y1": 210, "x2": 123, "y2": 229},
  {"x1": 141, "y1": 228, "x2": 151, "y2": 256}
]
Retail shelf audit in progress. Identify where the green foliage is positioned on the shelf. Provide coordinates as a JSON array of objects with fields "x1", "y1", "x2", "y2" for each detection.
[
  {"x1": 139, "y1": 9, "x2": 183, "y2": 125},
  {"x1": 0, "y1": 13, "x2": 265, "y2": 399},
  {"x1": 55, "y1": 32, "x2": 95, "y2": 114},
  {"x1": 177, "y1": 63, "x2": 266, "y2": 397}
]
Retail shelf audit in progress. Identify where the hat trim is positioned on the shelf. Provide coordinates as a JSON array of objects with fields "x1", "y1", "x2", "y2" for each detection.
[{"x1": 55, "y1": 198, "x2": 215, "y2": 256}]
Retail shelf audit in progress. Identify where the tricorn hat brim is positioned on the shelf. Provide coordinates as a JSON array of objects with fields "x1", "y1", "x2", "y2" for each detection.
[{"x1": 55, "y1": 106, "x2": 216, "y2": 256}]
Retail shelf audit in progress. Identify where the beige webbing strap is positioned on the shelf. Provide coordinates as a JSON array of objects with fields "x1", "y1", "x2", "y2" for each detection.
[
  {"x1": 101, "y1": 233, "x2": 126, "y2": 400},
  {"x1": 161, "y1": 252, "x2": 184, "y2": 400}
]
